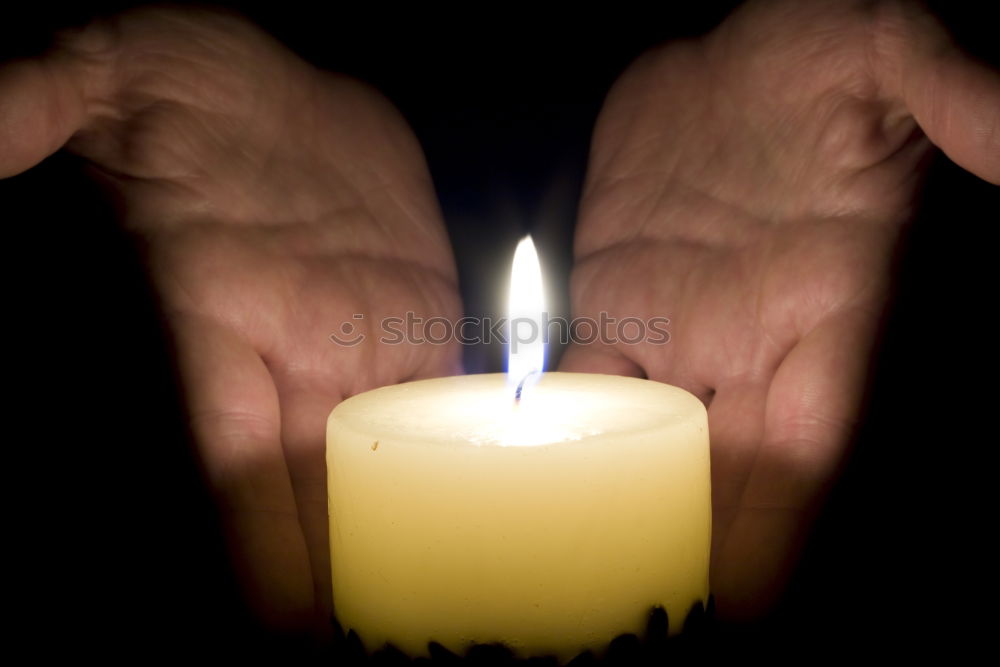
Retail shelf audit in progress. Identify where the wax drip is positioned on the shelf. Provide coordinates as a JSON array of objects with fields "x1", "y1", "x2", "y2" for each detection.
[{"x1": 330, "y1": 597, "x2": 715, "y2": 664}]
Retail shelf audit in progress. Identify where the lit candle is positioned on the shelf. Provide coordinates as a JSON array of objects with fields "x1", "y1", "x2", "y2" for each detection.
[{"x1": 326, "y1": 237, "x2": 711, "y2": 662}]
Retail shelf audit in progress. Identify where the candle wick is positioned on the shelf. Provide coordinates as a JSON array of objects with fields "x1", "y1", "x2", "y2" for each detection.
[{"x1": 514, "y1": 370, "x2": 538, "y2": 405}]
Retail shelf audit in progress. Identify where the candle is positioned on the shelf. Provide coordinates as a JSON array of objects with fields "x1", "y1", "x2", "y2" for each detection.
[{"x1": 326, "y1": 238, "x2": 711, "y2": 662}]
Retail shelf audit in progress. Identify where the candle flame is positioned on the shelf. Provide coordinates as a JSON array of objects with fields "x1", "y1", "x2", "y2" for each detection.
[{"x1": 507, "y1": 236, "x2": 545, "y2": 396}]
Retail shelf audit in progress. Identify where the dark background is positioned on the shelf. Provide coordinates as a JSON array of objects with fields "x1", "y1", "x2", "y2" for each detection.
[{"x1": 3, "y1": 1, "x2": 997, "y2": 662}]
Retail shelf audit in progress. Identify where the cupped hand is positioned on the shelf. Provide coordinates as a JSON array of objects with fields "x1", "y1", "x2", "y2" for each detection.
[
  {"x1": 562, "y1": 0, "x2": 999, "y2": 619},
  {"x1": 0, "y1": 7, "x2": 460, "y2": 635}
]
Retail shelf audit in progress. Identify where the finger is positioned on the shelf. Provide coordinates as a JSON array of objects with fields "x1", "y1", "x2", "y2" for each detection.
[
  {"x1": 172, "y1": 314, "x2": 315, "y2": 632},
  {"x1": 712, "y1": 307, "x2": 878, "y2": 618},
  {"x1": 704, "y1": 378, "x2": 769, "y2": 577},
  {"x1": 269, "y1": 340, "x2": 463, "y2": 632},
  {"x1": 0, "y1": 26, "x2": 112, "y2": 178},
  {"x1": 557, "y1": 342, "x2": 645, "y2": 377},
  {"x1": 887, "y1": 11, "x2": 1000, "y2": 184},
  {"x1": 271, "y1": 384, "x2": 341, "y2": 634}
]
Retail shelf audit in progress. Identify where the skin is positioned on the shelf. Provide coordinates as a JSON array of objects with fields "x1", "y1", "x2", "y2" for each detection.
[
  {"x1": 0, "y1": 7, "x2": 460, "y2": 637},
  {"x1": 0, "y1": 0, "x2": 996, "y2": 642},
  {"x1": 561, "y1": 0, "x2": 999, "y2": 619}
]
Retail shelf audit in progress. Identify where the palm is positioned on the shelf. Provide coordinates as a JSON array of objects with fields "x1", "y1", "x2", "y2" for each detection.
[
  {"x1": 1, "y1": 8, "x2": 459, "y2": 632},
  {"x1": 564, "y1": 0, "x2": 999, "y2": 617}
]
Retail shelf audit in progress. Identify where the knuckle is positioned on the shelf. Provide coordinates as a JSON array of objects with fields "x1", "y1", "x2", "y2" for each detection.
[{"x1": 189, "y1": 408, "x2": 276, "y2": 443}]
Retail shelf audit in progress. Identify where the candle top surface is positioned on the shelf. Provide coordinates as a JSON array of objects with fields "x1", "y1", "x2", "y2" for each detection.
[{"x1": 330, "y1": 372, "x2": 705, "y2": 448}]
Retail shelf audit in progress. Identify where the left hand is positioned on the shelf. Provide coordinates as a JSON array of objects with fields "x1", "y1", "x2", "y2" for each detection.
[{"x1": 0, "y1": 7, "x2": 462, "y2": 636}]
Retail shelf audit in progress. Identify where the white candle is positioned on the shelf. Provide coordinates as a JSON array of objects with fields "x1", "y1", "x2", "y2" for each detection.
[{"x1": 327, "y1": 372, "x2": 710, "y2": 661}]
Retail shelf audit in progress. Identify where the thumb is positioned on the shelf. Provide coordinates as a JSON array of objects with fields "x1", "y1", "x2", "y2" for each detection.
[
  {"x1": 0, "y1": 23, "x2": 113, "y2": 178},
  {"x1": 887, "y1": 8, "x2": 1000, "y2": 184}
]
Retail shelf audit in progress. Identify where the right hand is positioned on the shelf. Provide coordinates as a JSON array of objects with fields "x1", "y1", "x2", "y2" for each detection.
[{"x1": 563, "y1": 0, "x2": 998, "y2": 619}]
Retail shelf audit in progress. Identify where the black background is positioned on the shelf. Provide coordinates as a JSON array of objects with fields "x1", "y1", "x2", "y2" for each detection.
[{"x1": 3, "y1": 1, "x2": 997, "y2": 662}]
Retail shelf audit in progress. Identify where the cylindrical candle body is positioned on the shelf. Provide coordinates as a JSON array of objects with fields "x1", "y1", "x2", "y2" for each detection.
[{"x1": 326, "y1": 372, "x2": 710, "y2": 662}]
